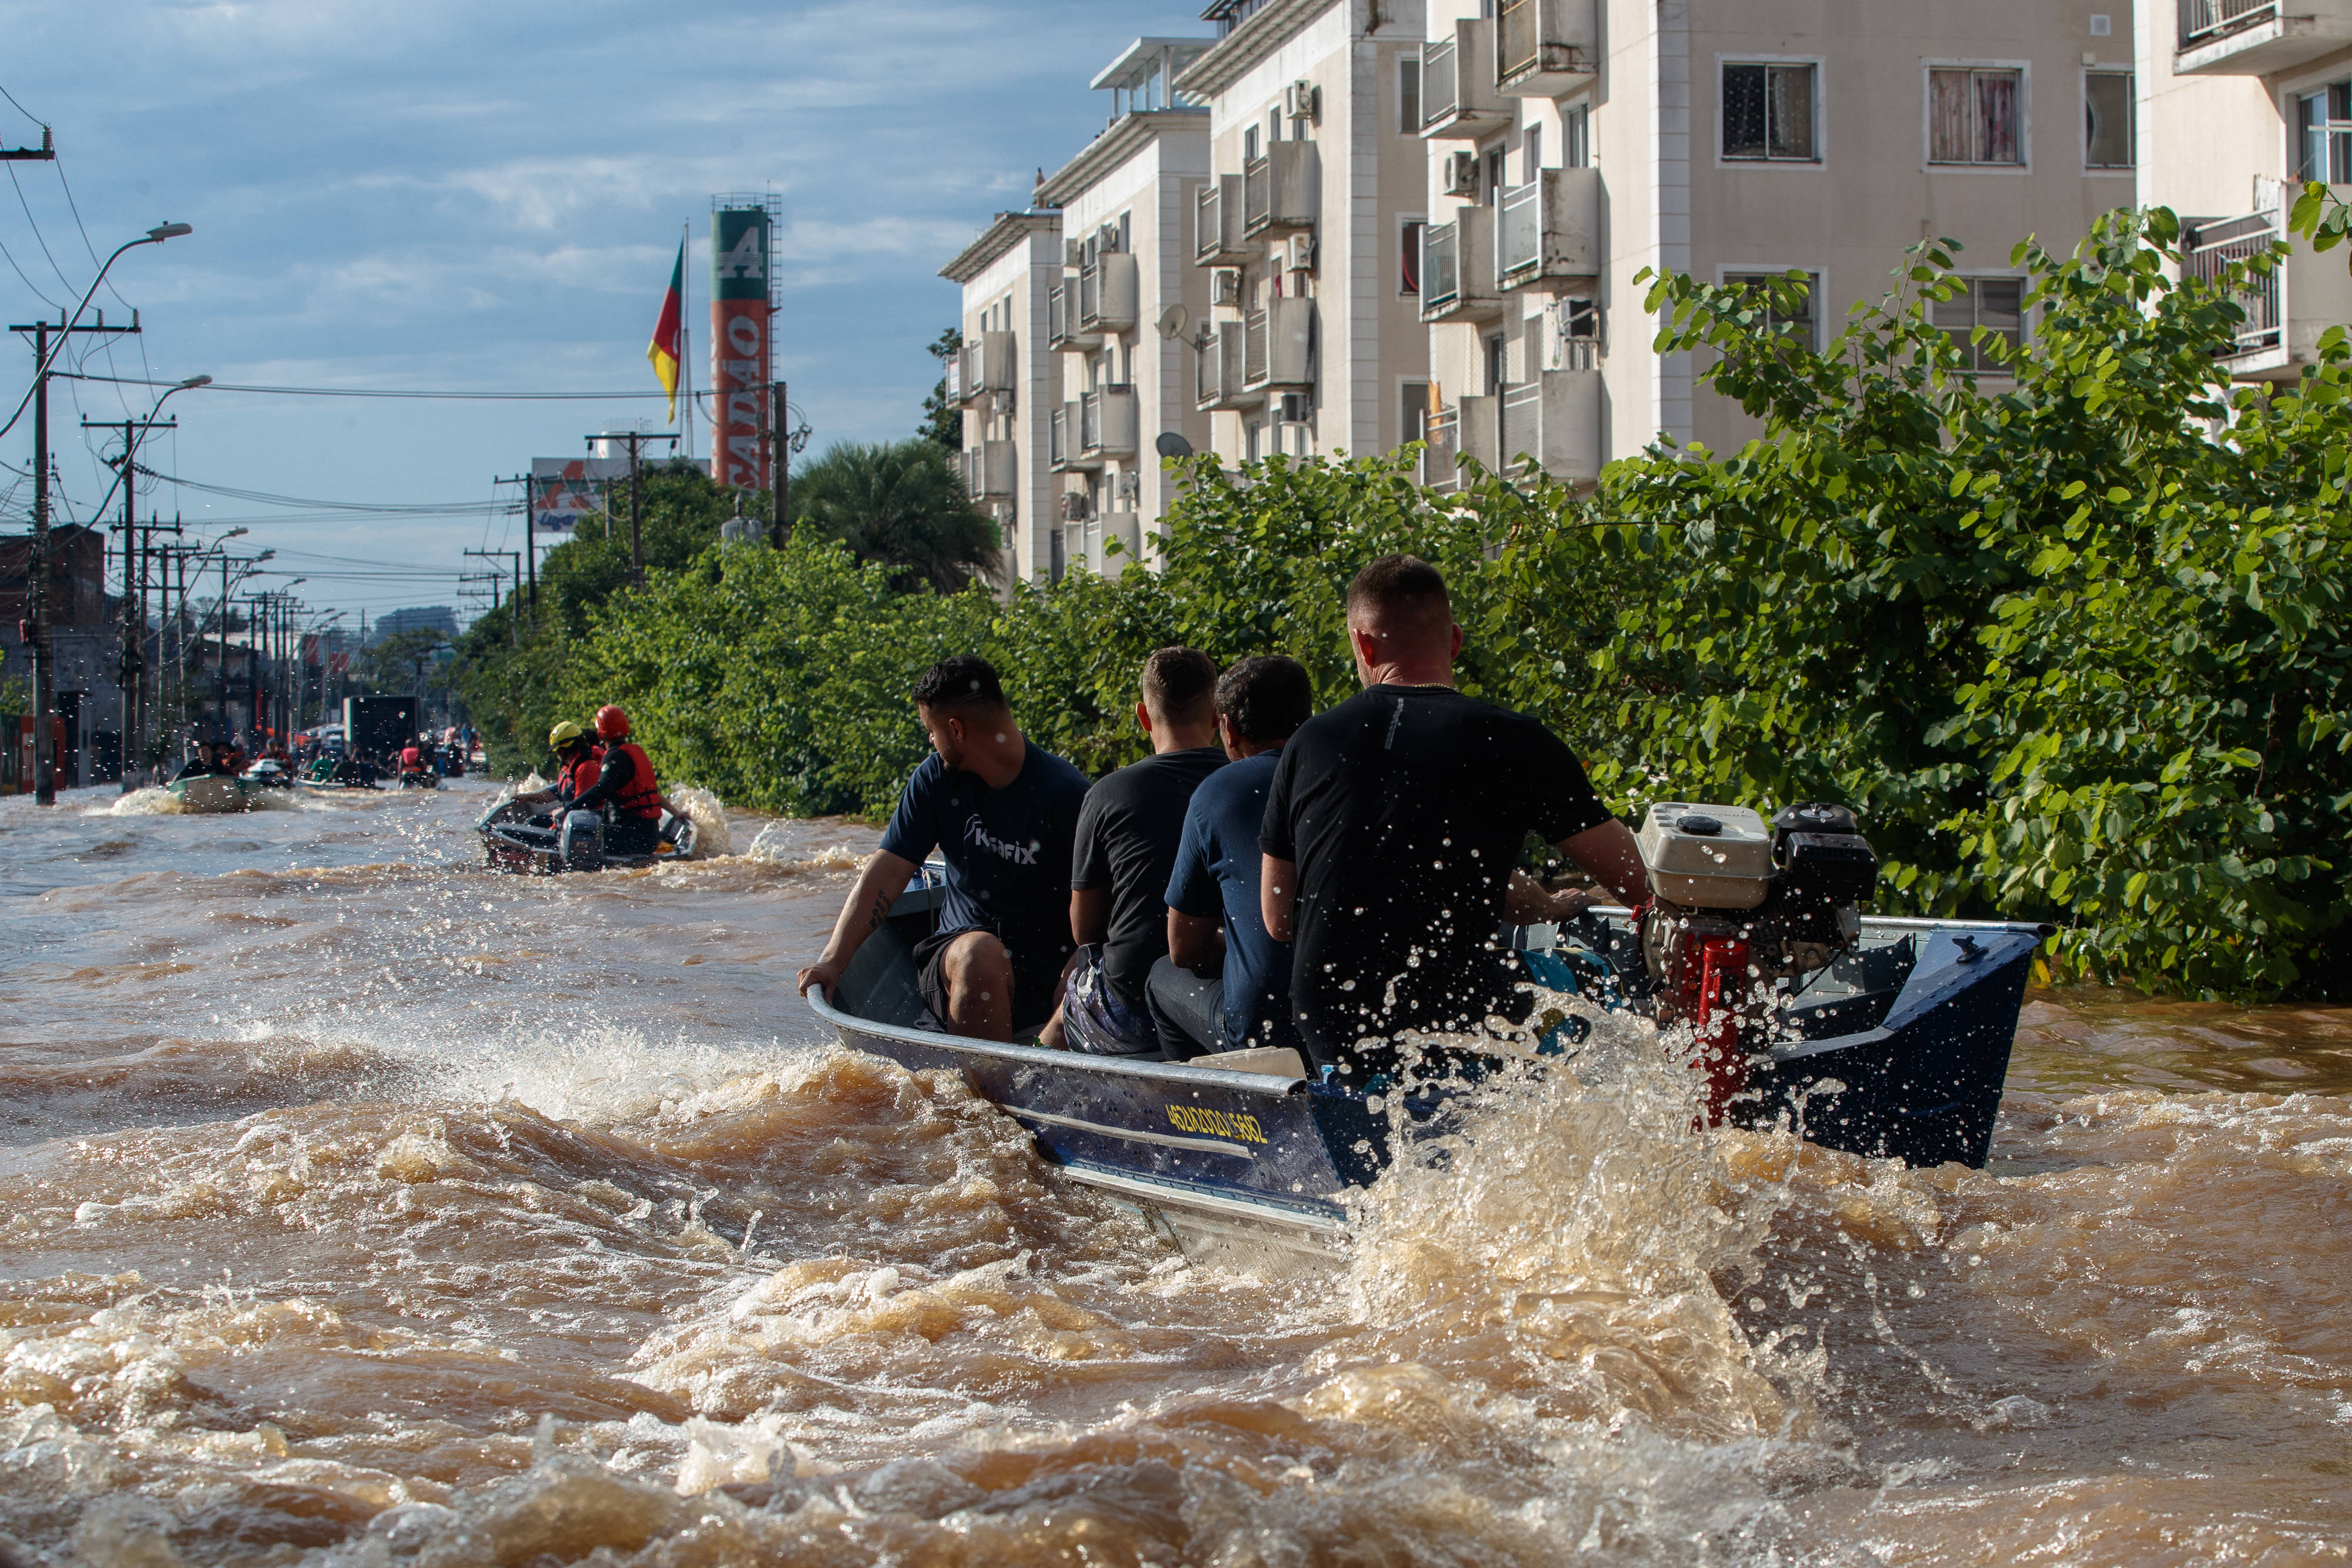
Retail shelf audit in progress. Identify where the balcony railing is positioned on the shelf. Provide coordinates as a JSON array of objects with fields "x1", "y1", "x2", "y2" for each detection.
[
  {"x1": 1497, "y1": 0, "x2": 1596, "y2": 94},
  {"x1": 2183, "y1": 210, "x2": 2284, "y2": 358},
  {"x1": 1240, "y1": 298, "x2": 1312, "y2": 390},
  {"x1": 1048, "y1": 404, "x2": 1069, "y2": 470},
  {"x1": 1421, "y1": 404, "x2": 1462, "y2": 492},
  {"x1": 963, "y1": 442, "x2": 1014, "y2": 498},
  {"x1": 1419, "y1": 21, "x2": 1512, "y2": 138},
  {"x1": 1420, "y1": 220, "x2": 1502, "y2": 322},
  {"x1": 1242, "y1": 142, "x2": 1318, "y2": 235},
  {"x1": 943, "y1": 354, "x2": 963, "y2": 403},
  {"x1": 1496, "y1": 169, "x2": 1601, "y2": 289},
  {"x1": 1079, "y1": 252, "x2": 1138, "y2": 332},
  {"x1": 1077, "y1": 386, "x2": 1138, "y2": 458},
  {"x1": 2180, "y1": 0, "x2": 2277, "y2": 48},
  {"x1": 1499, "y1": 371, "x2": 1602, "y2": 483},
  {"x1": 1242, "y1": 307, "x2": 1269, "y2": 386},
  {"x1": 1195, "y1": 323, "x2": 1254, "y2": 409}
]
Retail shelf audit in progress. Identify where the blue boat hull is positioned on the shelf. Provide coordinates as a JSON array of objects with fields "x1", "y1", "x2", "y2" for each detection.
[{"x1": 810, "y1": 890, "x2": 2042, "y2": 1268}]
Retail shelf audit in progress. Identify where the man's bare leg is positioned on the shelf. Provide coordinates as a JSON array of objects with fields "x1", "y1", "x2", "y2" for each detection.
[{"x1": 940, "y1": 931, "x2": 1015, "y2": 1041}]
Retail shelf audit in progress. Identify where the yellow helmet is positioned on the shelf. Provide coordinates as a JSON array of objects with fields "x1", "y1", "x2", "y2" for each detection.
[{"x1": 548, "y1": 720, "x2": 586, "y2": 751}]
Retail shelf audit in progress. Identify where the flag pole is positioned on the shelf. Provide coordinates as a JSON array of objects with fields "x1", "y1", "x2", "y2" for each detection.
[{"x1": 679, "y1": 221, "x2": 692, "y2": 465}]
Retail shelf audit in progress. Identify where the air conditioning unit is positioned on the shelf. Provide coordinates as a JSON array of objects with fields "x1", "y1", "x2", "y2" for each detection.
[
  {"x1": 1060, "y1": 491, "x2": 1092, "y2": 522},
  {"x1": 1443, "y1": 151, "x2": 1480, "y2": 198},
  {"x1": 1276, "y1": 392, "x2": 1309, "y2": 424},
  {"x1": 1285, "y1": 80, "x2": 1319, "y2": 123},
  {"x1": 1285, "y1": 236, "x2": 1318, "y2": 275},
  {"x1": 1212, "y1": 269, "x2": 1242, "y2": 306}
]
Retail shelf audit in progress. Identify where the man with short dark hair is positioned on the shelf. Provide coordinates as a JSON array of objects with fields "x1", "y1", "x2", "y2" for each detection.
[
  {"x1": 1045, "y1": 646, "x2": 1227, "y2": 1055},
  {"x1": 1259, "y1": 554, "x2": 1648, "y2": 1080},
  {"x1": 797, "y1": 654, "x2": 1089, "y2": 1041},
  {"x1": 1151, "y1": 654, "x2": 1315, "y2": 1061}
]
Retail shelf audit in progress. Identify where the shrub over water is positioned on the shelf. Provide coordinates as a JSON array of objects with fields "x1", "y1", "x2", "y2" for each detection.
[{"x1": 456, "y1": 211, "x2": 2352, "y2": 1002}]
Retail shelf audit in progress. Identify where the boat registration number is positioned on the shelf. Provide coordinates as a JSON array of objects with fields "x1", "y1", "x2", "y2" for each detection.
[{"x1": 1167, "y1": 1105, "x2": 1268, "y2": 1144}]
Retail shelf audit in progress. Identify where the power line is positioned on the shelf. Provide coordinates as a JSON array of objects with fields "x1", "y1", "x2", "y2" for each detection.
[
  {"x1": 143, "y1": 468, "x2": 522, "y2": 516},
  {"x1": 0, "y1": 79, "x2": 43, "y2": 129},
  {"x1": 68, "y1": 373, "x2": 673, "y2": 402}
]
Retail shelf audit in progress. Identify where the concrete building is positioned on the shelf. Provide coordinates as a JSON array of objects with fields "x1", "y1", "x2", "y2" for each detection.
[
  {"x1": 1416, "y1": 0, "x2": 2144, "y2": 487},
  {"x1": 1035, "y1": 39, "x2": 1216, "y2": 575},
  {"x1": 1179, "y1": 0, "x2": 1435, "y2": 469},
  {"x1": 2134, "y1": 0, "x2": 2352, "y2": 381},
  {"x1": 942, "y1": 210, "x2": 1063, "y2": 584}
]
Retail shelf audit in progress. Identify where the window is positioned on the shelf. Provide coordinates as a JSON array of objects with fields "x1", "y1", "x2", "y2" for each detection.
[
  {"x1": 1246, "y1": 420, "x2": 1264, "y2": 460},
  {"x1": 1483, "y1": 332, "x2": 1507, "y2": 394},
  {"x1": 1484, "y1": 143, "x2": 1507, "y2": 203},
  {"x1": 1399, "y1": 55, "x2": 1421, "y2": 135},
  {"x1": 1400, "y1": 218, "x2": 1425, "y2": 295},
  {"x1": 1724, "y1": 271, "x2": 1819, "y2": 349},
  {"x1": 1402, "y1": 380, "x2": 1431, "y2": 446},
  {"x1": 1929, "y1": 67, "x2": 2023, "y2": 166},
  {"x1": 1552, "y1": 299, "x2": 1599, "y2": 369},
  {"x1": 1244, "y1": 124, "x2": 1260, "y2": 162},
  {"x1": 1563, "y1": 103, "x2": 1591, "y2": 168},
  {"x1": 1524, "y1": 123, "x2": 1544, "y2": 182},
  {"x1": 2299, "y1": 83, "x2": 2352, "y2": 182},
  {"x1": 1723, "y1": 63, "x2": 1816, "y2": 161},
  {"x1": 2084, "y1": 72, "x2": 2133, "y2": 169},
  {"x1": 1931, "y1": 278, "x2": 2024, "y2": 372}
]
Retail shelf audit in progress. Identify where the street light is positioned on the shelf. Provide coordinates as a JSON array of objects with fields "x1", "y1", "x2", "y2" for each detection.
[
  {"x1": 98, "y1": 371, "x2": 215, "y2": 790},
  {"x1": 4, "y1": 221, "x2": 195, "y2": 442}
]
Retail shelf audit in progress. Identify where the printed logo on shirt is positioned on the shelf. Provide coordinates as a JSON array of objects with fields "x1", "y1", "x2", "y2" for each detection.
[{"x1": 963, "y1": 814, "x2": 1039, "y2": 865}]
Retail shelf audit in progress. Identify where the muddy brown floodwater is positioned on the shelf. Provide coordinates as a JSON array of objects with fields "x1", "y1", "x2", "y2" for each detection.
[{"x1": 0, "y1": 777, "x2": 2347, "y2": 1567}]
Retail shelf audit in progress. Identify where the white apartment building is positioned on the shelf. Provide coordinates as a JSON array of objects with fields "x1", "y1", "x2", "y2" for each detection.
[
  {"x1": 1035, "y1": 41, "x2": 1216, "y2": 576},
  {"x1": 1179, "y1": 0, "x2": 1435, "y2": 466},
  {"x1": 941, "y1": 210, "x2": 1061, "y2": 583},
  {"x1": 2134, "y1": 0, "x2": 2352, "y2": 379},
  {"x1": 1415, "y1": 0, "x2": 2145, "y2": 489}
]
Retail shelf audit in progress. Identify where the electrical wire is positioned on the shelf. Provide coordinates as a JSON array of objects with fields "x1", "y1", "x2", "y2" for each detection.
[
  {"x1": 5, "y1": 163, "x2": 75, "y2": 295},
  {"x1": 67, "y1": 373, "x2": 673, "y2": 401},
  {"x1": 142, "y1": 468, "x2": 522, "y2": 517},
  {"x1": 0, "y1": 79, "x2": 43, "y2": 129}
]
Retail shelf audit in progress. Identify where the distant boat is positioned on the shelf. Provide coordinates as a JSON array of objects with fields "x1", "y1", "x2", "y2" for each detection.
[{"x1": 809, "y1": 871, "x2": 2043, "y2": 1273}]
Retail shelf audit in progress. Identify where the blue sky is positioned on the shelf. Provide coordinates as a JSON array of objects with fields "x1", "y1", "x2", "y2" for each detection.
[{"x1": 0, "y1": 0, "x2": 1203, "y2": 621}]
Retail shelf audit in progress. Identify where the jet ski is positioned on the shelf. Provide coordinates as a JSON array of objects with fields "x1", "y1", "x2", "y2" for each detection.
[
  {"x1": 396, "y1": 768, "x2": 440, "y2": 790},
  {"x1": 476, "y1": 797, "x2": 699, "y2": 873},
  {"x1": 242, "y1": 760, "x2": 293, "y2": 789}
]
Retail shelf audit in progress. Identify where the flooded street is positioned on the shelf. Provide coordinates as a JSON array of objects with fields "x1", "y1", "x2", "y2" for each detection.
[{"x1": 1, "y1": 778, "x2": 2346, "y2": 1566}]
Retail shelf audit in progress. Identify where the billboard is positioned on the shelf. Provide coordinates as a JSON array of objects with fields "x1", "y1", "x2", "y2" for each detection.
[
  {"x1": 710, "y1": 207, "x2": 771, "y2": 492},
  {"x1": 529, "y1": 457, "x2": 630, "y2": 533}
]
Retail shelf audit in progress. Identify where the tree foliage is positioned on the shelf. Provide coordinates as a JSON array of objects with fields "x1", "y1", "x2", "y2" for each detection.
[
  {"x1": 790, "y1": 439, "x2": 1003, "y2": 594},
  {"x1": 917, "y1": 326, "x2": 961, "y2": 452}
]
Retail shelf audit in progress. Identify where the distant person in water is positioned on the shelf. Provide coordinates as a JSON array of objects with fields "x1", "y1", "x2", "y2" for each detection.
[
  {"x1": 1259, "y1": 554, "x2": 1649, "y2": 1082},
  {"x1": 1043, "y1": 647, "x2": 1227, "y2": 1057},
  {"x1": 797, "y1": 654, "x2": 1089, "y2": 1042},
  {"x1": 1150, "y1": 654, "x2": 1315, "y2": 1061}
]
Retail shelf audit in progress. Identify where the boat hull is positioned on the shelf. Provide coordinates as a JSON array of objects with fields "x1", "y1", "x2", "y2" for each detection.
[{"x1": 168, "y1": 775, "x2": 256, "y2": 814}]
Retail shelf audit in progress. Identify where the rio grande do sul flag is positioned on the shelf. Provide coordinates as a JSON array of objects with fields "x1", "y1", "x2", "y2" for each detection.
[{"x1": 647, "y1": 241, "x2": 683, "y2": 422}]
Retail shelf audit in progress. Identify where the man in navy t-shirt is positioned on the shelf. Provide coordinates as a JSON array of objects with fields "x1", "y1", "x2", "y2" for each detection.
[
  {"x1": 797, "y1": 655, "x2": 1090, "y2": 1039},
  {"x1": 1151, "y1": 655, "x2": 1317, "y2": 1060}
]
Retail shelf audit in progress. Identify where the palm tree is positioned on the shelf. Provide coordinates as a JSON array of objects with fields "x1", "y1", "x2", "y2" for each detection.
[{"x1": 791, "y1": 440, "x2": 1003, "y2": 593}]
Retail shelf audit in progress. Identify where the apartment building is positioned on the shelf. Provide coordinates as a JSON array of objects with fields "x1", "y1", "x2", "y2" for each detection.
[
  {"x1": 1034, "y1": 41, "x2": 1215, "y2": 576},
  {"x1": 1179, "y1": 0, "x2": 1434, "y2": 466},
  {"x1": 941, "y1": 210, "x2": 1062, "y2": 584},
  {"x1": 2134, "y1": 0, "x2": 2352, "y2": 379},
  {"x1": 1415, "y1": 0, "x2": 2143, "y2": 486}
]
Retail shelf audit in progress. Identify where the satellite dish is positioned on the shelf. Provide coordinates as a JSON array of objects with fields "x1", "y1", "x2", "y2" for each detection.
[
  {"x1": 1155, "y1": 303, "x2": 1190, "y2": 342},
  {"x1": 1155, "y1": 432, "x2": 1195, "y2": 460}
]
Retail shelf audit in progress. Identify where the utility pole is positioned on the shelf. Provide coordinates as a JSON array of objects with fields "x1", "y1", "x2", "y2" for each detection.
[
  {"x1": 0, "y1": 128, "x2": 54, "y2": 162},
  {"x1": 14, "y1": 309, "x2": 139, "y2": 804},
  {"x1": 495, "y1": 474, "x2": 534, "y2": 628},
  {"x1": 86, "y1": 415, "x2": 174, "y2": 790},
  {"x1": 463, "y1": 549, "x2": 522, "y2": 646},
  {"x1": 583, "y1": 430, "x2": 677, "y2": 585}
]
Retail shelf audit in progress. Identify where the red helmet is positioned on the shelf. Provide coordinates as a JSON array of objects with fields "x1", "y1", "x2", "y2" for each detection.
[{"x1": 594, "y1": 704, "x2": 631, "y2": 739}]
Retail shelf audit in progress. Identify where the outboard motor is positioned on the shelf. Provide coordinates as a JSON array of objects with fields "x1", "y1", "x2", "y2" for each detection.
[
  {"x1": 559, "y1": 810, "x2": 606, "y2": 872},
  {"x1": 1636, "y1": 800, "x2": 1879, "y2": 1121}
]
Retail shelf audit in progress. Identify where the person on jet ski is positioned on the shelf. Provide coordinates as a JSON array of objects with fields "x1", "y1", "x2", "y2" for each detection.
[
  {"x1": 564, "y1": 706, "x2": 665, "y2": 857},
  {"x1": 550, "y1": 721, "x2": 602, "y2": 805},
  {"x1": 399, "y1": 738, "x2": 425, "y2": 774},
  {"x1": 171, "y1": 743, "x2": 229, "y2": 782}
]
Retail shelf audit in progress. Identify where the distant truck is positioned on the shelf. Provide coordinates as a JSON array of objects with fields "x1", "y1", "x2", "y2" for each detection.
[{"x1": 343, "y1": 696, "x2": 417, "y2": 760}]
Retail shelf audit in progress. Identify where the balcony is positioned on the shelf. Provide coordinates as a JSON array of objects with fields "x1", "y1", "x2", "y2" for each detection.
[
  {"x1": 1066, "y1": 511, "x2": 1144, "y2": 577},
  {"x1": 1195, "y1": 322, "x2": 1258, "y2": 410},
  {"x1": 1419, "y1": 21, "x2": 1512, "y2": 139},
  {"x1": 1419, "y1": 220, "x2": 1504, "y2": 323},
  {"x1": 1496, "y1": 0, "x2": 1596, "y2": 96},
  {"x1": 2177, "y1": 0, "x2": 2352, "y2": 72},
  {"x1": 1055, "y1": 401, "x2": 1102, "y2": 470},
  {"x1": 962, "y1": 440, "x2": 1015, "y2": 499},
  {"x1": 1080, "y1": 385, "x2": 1139, "y2": 459},
  {"x1": 942, "y1": 353, "x2": 963, "y2": 403},
  {"x1": 1048, "y1": 284, "x2": 1098, "y2": 353},
  {"x1": 1496, "y1": 168, "x2": 1601, "y2": 292},
  {"x1": 1421, "y1": 395, "x2": 1498, "y2": 494},
  {"x1": 1195, "y1": 176, "x2": 1259, "y2": 265},
  {"x1": 1499, "y1": 371, "x2": 1603, "y2": 484},
  {"x1": 960, "y1": 331, "x2": 1015, "y2": 403},
  {"x1": 1242, "y1": 297, "x2": 1314, "y2": 390},
  {"x1": 1242, "y1": 142, "x2": 1318, "y2": 236},
  {"x1": 1079, "y1": 252, "x2": 1139, "y2": 333}
]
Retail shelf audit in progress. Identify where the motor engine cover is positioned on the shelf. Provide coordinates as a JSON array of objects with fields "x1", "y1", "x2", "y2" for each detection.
[{"x1": 1637, "y1": 802, "x2": 1773, "y2": 910}]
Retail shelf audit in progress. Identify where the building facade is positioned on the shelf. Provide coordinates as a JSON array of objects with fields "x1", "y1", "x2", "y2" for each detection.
[
  {"x1": 2134, "y1": 0, "x2": 2352, "y2": 380},
  {"x1": 941, "y1": 210, "x2": 1063, "y2": 584}
]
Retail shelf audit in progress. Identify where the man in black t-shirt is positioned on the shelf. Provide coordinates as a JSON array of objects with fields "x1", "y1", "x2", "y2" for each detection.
[
  {"x1": 1044, "y1": 647, "x2": 1226, "y2": 1055},
  {"x1": 798, "y1": 656, "x2": 1090, "y2": 1040},
  {"x1": 1259, "y1": 554, "x2": 1649, "y2": 1079}
]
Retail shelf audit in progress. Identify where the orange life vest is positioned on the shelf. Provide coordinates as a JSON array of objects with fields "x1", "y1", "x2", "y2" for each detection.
[
  {"x1": 609, "y1": 740, "x2": 662, "y2": 820},
  {"x1": 557, "y1": 747, "x2": 600, "y2": 800},
  {"x1": 400, "y1": 745, "x2": 422, "y2": 770}
]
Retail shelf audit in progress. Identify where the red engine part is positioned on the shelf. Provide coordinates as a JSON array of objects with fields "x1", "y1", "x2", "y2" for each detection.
[{"x1": 1683, "y1": 934, "x2": 1751, "y2": 1126}]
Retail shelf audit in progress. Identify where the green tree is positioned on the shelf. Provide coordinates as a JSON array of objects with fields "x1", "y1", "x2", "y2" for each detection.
[
  {"x1": 918, "y1": 326, "x2": 962, "y2": 452},
  {"x1": 791, "y1": 439, "x2": 1003, "y2": 594}
]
